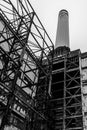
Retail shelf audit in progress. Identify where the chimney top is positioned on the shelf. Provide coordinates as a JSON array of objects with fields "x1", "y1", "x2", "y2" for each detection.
[{"x1": 59, "y1": 9, "x2": 68, "y2": 17}]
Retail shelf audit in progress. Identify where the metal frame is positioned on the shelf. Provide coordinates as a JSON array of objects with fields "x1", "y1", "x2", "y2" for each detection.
[
  {"x1": 0, "y1": 0, "x2": 54, "y2": 129},
  {"x1": 65, "y1": 50, "x2": 83, "y2": 130},
  {"x1": 50, "y1": 49, "x2": 83, "y2": 130}
]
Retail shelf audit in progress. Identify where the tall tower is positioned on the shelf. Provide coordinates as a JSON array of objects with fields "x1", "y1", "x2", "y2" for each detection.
[{"x1": 55, "y1": 9, "x2": 69, "y2": 49}]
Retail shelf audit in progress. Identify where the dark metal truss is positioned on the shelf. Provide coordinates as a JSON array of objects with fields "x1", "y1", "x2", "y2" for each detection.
[
  {"x1": 0, "y1": 0, "x2": 54, "y2": 129},
  {"x1": 48, "y1": 50, "x2": 83, "y2": 130}
]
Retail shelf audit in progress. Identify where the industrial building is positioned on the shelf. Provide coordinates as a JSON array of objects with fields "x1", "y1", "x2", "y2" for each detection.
[{"x1": 0, "y1": 0, "x2": 87, "y2": 130}]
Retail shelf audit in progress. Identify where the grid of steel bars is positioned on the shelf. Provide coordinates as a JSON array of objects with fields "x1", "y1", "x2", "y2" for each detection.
[{"x1": 0, "y1": 0, "x2": 54, "y2": 129}]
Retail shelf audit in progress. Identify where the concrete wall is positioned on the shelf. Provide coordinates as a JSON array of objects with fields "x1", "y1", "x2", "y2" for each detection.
[{"x1": 81, "y1": 57, "x2": 87, "y2": 130}]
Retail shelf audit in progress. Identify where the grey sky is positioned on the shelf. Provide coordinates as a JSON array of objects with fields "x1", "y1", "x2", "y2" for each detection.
[{"x1": 30, "y1": 0, "x2": 87, "y2": 52}]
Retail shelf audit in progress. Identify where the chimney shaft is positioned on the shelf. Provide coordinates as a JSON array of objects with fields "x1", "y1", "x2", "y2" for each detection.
[{"x1": 55, "y1": 9, "x2": 69, "y2": 49}]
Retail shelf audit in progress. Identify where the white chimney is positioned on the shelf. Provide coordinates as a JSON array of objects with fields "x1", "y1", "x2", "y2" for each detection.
[{"x1": 55, "y1": 9, "x2": 69, "y2": 49}]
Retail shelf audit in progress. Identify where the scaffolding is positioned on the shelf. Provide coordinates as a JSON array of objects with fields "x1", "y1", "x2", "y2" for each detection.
[
  {"x1": 49, "y1": 49, "x2": 83, "y2": 130},
  {"x1": 0, "y1": 0, "x2": 54, "y2": 129}
]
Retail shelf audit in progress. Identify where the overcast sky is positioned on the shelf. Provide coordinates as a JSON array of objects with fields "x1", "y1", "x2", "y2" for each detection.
[{"x1": 30, "y1": 0, "x2": 87, "y2": 52}]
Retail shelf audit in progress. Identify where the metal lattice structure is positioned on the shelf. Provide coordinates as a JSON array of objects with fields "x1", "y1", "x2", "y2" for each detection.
[
  {"x1": 0, "y1": 0, "x2": 54, "y2": 129},
  {"x1": 49, "y1": 49, "x2": 83, "y2": 130}
]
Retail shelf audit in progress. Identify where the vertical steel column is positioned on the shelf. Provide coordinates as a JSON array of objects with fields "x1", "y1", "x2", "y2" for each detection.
[
  {"x1": 79, "y1": 52, "x2": 84, "y2": 130},
  {"x1": 63, "y1": 56, "x2": 67, "y2": 130}
]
